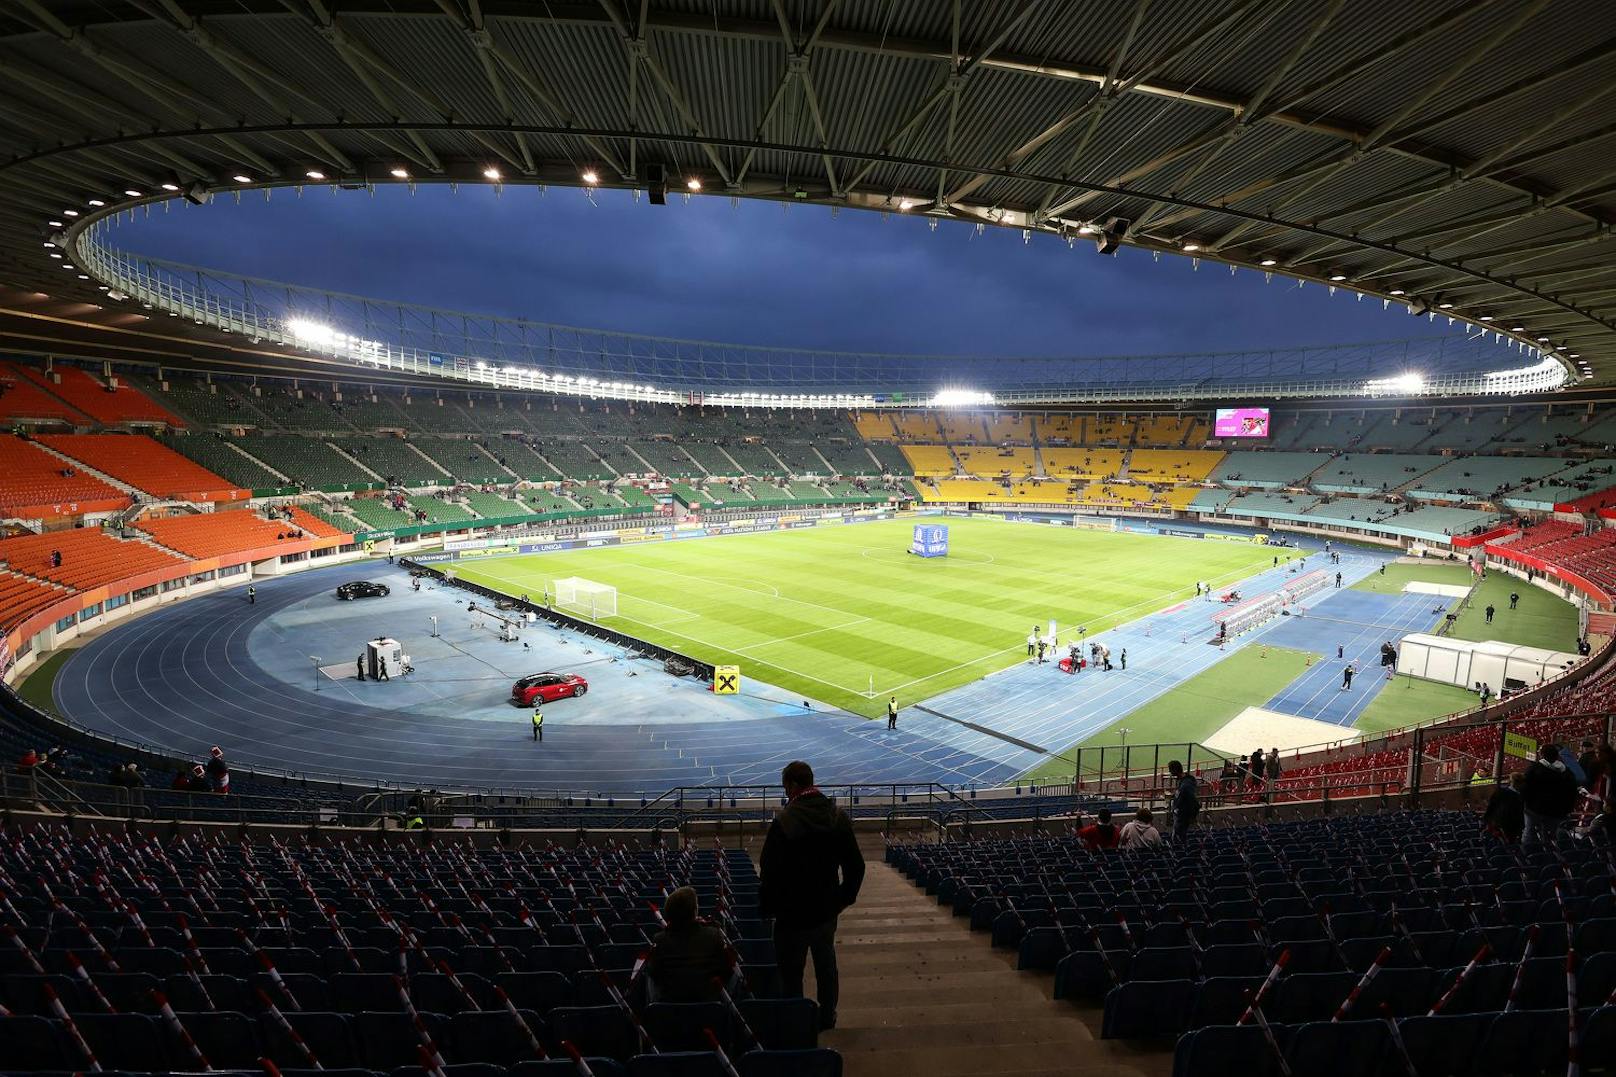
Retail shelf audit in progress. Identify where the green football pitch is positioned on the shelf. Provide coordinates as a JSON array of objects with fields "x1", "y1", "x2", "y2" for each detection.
[{"x1": 451, "y1": 517, "x2": 1285, "y2": 717}]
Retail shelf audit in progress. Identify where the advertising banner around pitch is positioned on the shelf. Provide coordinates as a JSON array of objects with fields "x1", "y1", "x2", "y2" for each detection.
[{"x1": 714, "y1": 665, "x2": 741, "y2": 694}]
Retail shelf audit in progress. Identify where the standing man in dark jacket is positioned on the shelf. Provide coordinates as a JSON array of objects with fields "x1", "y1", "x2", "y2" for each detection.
[
  {"x1": 1167, "y1": 760, "x2": 1199, "y2": 839},
  {"x1": 759, "y1": 760, "x2": 865, "y2": 1031},
  {"x1": 1520, "y1": 745, "x2": 1578, "y2": 845}
]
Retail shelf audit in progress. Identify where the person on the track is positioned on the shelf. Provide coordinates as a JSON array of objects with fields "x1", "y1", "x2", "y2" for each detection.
[
  {"x1": 886, "y1": 697, "x2": 897, "y2": 730},
  {"x1": 356, "y1": 654, "x2": 365, "y2": 681},
  {"x1": 531, "y1": 708, "x2": 543, "y2": 742},
  {"x1": 247, "y1": 585, "x2": 256, "y2": 605},
  {"x1": 1342, "y1": 664, "x2": 1355, "y2": 689},
  {"x1": 1335, "y1": 571, "x2": 1342, "y2": 588}
]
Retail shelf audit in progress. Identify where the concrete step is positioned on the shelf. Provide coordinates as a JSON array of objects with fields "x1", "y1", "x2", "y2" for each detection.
[{"x1": 820, "y1": 859, "x2": 1172, "y2": 1077}]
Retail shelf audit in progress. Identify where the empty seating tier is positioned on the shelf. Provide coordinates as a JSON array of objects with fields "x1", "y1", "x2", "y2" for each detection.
[
  {"x1": 1040, "y1": 447, "x2": 1124, "y2": 481},
  {"x1": 39, "y1": 434, "x2": 247, "y2": 503},
  {"x1": 13, "y1": 364, "x2": 180, "y2": 426},
  {"x1": 329, "y1": 437, "x2": 445, "y2": 486},
  {"x1": 134, "y1": 510, "x2": 333, "y2": 558},
  {"x1": 898, "y1": 445, "x2": 957, "y2": 477},
  {"x1": 234, "y1": 436, "x2": 378, "y2": 489},
  {"x1": 0, "y1": 435, "x2": 129, "y2": 518},
  {"x1": 0, "y1": 572, "x2": 66, "y2": 631},
  {"x1": 162, "y1": 433, "x2": 286, "y2": 491},
  {"x1": 954, "y1": 446, "x2": 1036, "y2": 477},
  {"x1": 0, "y1": 362, "x2": 89, "y2": 425},
  {"x1": 0, "y1": 528, "x2": 182, "y2": 592}
]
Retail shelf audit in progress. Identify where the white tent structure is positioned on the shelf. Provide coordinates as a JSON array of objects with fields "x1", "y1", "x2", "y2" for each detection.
[{"x1": 1396, "y1": 634, "x2": 1581, "y2": 692}]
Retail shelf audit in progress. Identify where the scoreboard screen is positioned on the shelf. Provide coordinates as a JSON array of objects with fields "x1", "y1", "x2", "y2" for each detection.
[{"x1": 1214, "y1": 407, "x2": 1271, "y2": 438}]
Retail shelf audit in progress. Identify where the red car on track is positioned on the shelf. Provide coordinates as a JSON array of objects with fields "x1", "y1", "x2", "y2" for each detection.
[{"x1": 511, "y1": 672, "x2": 589, "y2": 706}]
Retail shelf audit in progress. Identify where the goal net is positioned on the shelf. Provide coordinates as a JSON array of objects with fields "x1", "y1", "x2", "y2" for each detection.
[{"x1": 553, "y1": 577, "x2": 618, "y2": 620}]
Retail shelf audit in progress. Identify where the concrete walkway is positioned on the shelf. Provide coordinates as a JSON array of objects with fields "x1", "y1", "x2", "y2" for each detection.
[{"x1": 817, "y1": 850, "x2": 1171, "y2": 1077}]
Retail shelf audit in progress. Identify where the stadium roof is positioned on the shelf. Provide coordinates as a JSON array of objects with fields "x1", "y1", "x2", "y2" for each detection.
[{"x1": 1, "y1": 0, "x2": 1613, "y2": 390}]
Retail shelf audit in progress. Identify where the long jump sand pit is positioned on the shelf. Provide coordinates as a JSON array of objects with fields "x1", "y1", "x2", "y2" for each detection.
[{"x1": 1205, "y1": 705, "x2": 1364, "y2": 756}]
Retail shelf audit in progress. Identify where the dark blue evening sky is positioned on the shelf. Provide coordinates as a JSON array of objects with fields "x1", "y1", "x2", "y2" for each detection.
[{"x1": 119, "y1": 184, "x2": 1475, "y2": 357}]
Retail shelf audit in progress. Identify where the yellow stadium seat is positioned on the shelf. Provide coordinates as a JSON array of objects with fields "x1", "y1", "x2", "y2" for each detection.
[{"x1": 900, "y1": 444, "x2": 958, "y2": 477}]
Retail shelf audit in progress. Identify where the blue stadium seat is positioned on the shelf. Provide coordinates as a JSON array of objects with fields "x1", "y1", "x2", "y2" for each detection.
[
  {"x1": 1200, "y1": 943, "x2": 1268, "y2": 978},
  {"x1": 1472, "y1": 1009, "x2": 1566, "y2": 1075},
  {"x1": 550, "y1": 1005, "x2": 643, "y2": 1062},
  {"x1": 1101, "y1": 979, "x2": 1194, "y2": 1039},
  {"x1": 447, "y1": 1008, "x2": 549, "y2": 1065},
  {"x1": 645, "y1": 1003, "x2": 730, "y2": 1052},
  {"x1": 334, "y1": 973, "x2": 409, "y2": 1013},
  {"x1": 74, "y1": 1012, "x2": 174, "y2": 1070},
  {"x1": 737, "y1": 1047, "x2": 842, "y2": 1077},
  {"x1": 629, "y1": 1053, "x2": 731, "y2": 1077},
  {"x1": 174, "y1": 1010, "x2": 264, "y2": 1069},
  {"x1": 497, "y1": 971, "x2": 576, "y2": 1014},
  {"x1": 737, "y1": 998, "x2": 818, "y2": 1050},
  {"x1": 1284, "y1": 1019, "x2": 1393, "y2": 1076},
  {"x1": 1185, "y1": 977, "x2": 1265, "y2": 1030},
  {"x1": 258, "y1": 1010, "x2": 361, "y2": 1069},
  {"x1": 510, "y1": 1059, "x2": 627, "y2": 1077},
  {"x1": 355, "y1": 1010, "x2": 445, "y2": 1070},
  {"x1": 1172, "y1": 1023, "x2": 1292, "y2": 1077},
  {"x1": 1397, "y1": 1013, "x2": 1494, "y2": 1075},
  {"x1": 0, "y1": 1014, "x2": 72, "y2": 1069}
]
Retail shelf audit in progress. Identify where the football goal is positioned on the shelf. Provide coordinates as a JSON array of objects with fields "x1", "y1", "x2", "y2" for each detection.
[{"x1": 553, "y1": 577, "x2": 618, "y2": 620}]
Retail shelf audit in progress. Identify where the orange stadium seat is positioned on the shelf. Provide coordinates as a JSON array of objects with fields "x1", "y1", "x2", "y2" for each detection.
[
  {"x1": 287, "y1": 506, "x2": 350, "y2": 540},
  {"x1": 0, "y1": 435, "x2": 130, "y2": 518},
  {"x1": 0, "y1": 572, "x2": 66, "y2": 631},
  {"x1": 135, "y1": 510, "x2": 329, "y2": 559},
  {"x1": 0, "y1": 362, "x2": 87, "y2": 424},
  {"x1": 12, "y1": 363, "x2": 181, "y2": 426},
  {"x1": 0, "y1": 528, "x2": 184, "y2": 592},
  {"x1": 39, "y1": 433, "x2": 248, "y2": 503}
]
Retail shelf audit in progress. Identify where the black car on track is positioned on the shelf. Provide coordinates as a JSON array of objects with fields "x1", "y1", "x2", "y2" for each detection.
[{"x1": 335, "y1": 581, "x2": 390, "y2": 600}]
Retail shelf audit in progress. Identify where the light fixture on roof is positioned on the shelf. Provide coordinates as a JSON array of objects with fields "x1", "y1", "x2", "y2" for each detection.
[
  {"x1": 1330, "y1": 273, "x2": 1347, "y2": 282},
  {"x1": 686, "y1": 177, "x2": 701, "y2": 191},
  {"x1": 87, "y1": 198, "x2": 105, "y2": 207},
  {"x1": 161, "y1": 182, "x2": 180, "y2": 192},
  {"x1": 482, "y1": 166, "x2": 501, "y2": 180},
  {"x1": 305, "y1": 170, "x2": 326, "y2": 181},
  {"x1": 48, "y1": 220, "x2": 62, "y2": 227},
  {"x1": 1438, "y1": 301, "x2": 1453, "y2": 309},
  {"x1": 42, "y1": 241, "x2": 53, "y2": 247},
  {"x1": 63, "y1": 209, "x2": 79, "y2": 216},
  {"x1": 48, "y1": 252, "x2": 61, "y2": 259},
  {"x1": 1480, "y1": 314, "x2": 1494, "y2": 321},
  {"x1": 581, "y1": 169, "x2": 599, "y2": 185},
  {"x1": 1388, "y1": 288, "x2": 1405, "y2": 295},
  {"x1": 1511, "y1": 325, "x2": 1525, "y2": 332},
  {"x1": 77, "y1": 274, "x2": 88, "y2": 280},
  {"x1": 1570, "y1": 353, "x2": 1581, "y2": 358},
  {"x1": 897, "y1": 199, "x2": 913, "y2": 211},
  {"x1": 1181, "y1": 242, "x2": 1201, "y2": 252},
  {"x1": 390, "y1": 167, "x2": 410, "y2": 179},
  {"x1": 1259, "y1": 257, "x2": 1277, "y2": 266},
  {"x1": 233, "y1": 174, "x2": 252, "y2": 183},
  {"x1": 124, "y1": 189, "x2": 142, "y2": 198}
]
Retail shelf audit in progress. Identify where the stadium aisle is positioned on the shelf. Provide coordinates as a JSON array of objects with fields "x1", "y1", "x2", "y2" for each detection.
[{"x1": 823, "y1": 847, "x2": 1171, "y2": 1077}]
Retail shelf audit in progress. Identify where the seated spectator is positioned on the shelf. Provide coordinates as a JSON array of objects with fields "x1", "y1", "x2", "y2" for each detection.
[
  {"x1": 1076, "y1": 808, "x2": 1120, "y2": 851},
  {"x1": 16, "y1": 747, "x2": 40, "y2": 775},
  {"x1": 1119, "y1": 807, "x2": 1162, "y2": 849},
  {"x1": 646, "y1": 886, "x2": 731, "y2": 1003}
]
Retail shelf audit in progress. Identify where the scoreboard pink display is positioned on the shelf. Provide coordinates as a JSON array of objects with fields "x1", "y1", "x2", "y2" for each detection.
[{"x1": 1214, "y1": 407, "x2": 1271, "y2": 438}]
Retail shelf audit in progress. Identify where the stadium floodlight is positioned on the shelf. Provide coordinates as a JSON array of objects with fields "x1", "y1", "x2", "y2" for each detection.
[
  {"x1": 124, "y1": 190, "x2": 142, "y2": 198},
  {"x1": 482, "y1": 166, "x2": 501, "y2": 180},
  {"x1": 1480, "y1": 314, "x2": 1494, "y2": 321},
  {"x1": 161, "y1": 183, "x2": 180, "y2": 192},
  {"x1": 1259, "y1": 257, "x2": 1277, "y2": 266},
  {"x1": 63, "y1": 209, "x2": 79, "y2": 216},
  {"x1": 1364, "y1": 372, "x2": 1426, "y2": 395},
  {"x1": 1388, "y1": 288, "x2": 1405, "y2": 295},
  {"x1": 898, "y1": 199, "x2": 913, "y2": 211},
  {"x1": 686, "y1": 177, "x2": 701, "y2": 191},
  {"x1": 1537, "y1": 336, "x2": 1550, "y2": 343},
  {"x1": 87, "y1": 198, "x2": 105, "y2": 207},
  {"x1": 1510, "y1": 325, "x2": 1525, "y2": 332},
  {"x1": 48, "y1": 220, "x2": 62, "y2": 227},
  {"x1": 581, "y1": 169, "x2": 599, "y2": 185},
  {"x1": 305, "y1": 170, "x2": 326, "y2": 180},
  {"x1": 1181, "y1": 242, "x2": 1200, "y2": 252},
  {"x1": 931, "y1": 389, "x2": 997, "y2": 407},
  {"x1": 390, "y1": 167, "x2": 410, "y2": 179},
  {"x1": 1438, "y1": 301, "x2": 1453, "y2": 309},
  {"x1": 48, "y1": 252, "x2": 61, "y2": 259},
  {"x1": 232, "y1": 174, "x2": 252, "y2": 183},
  {"x1": 1329, "y1": 273, "x2": 1347, "y2": 281}
]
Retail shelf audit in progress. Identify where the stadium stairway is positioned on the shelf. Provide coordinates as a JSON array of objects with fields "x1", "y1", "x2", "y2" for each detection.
[
  {"x1": 820, "y1": 853, "x2": 1168, "y2": 1077},
  {"x1": 26, "y1": 438, "x2": 142, "y2": 497}
]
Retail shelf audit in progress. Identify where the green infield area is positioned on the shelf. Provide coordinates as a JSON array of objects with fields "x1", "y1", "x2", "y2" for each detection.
[{"x1": 452, "y1": 517, "x2": 1286, "y2": 717}]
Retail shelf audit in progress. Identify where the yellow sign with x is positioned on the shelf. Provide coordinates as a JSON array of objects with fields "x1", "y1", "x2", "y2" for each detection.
[{"x1": 714, "y1": 665, "x2": 741, "y2": 695}]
